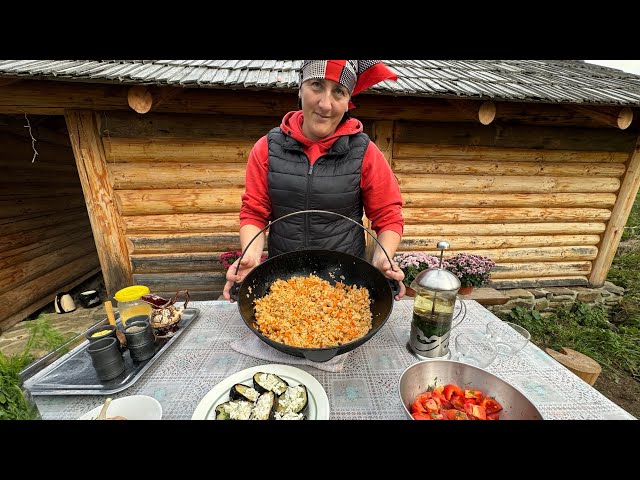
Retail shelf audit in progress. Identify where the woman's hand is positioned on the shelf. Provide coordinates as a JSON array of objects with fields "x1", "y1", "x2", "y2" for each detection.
[
  {"x1": 222, "y1": 255, "x2": 261, "y2": 302},
  {"x1": 372, "y1": 254, "x2": 406, "y2": 301}
]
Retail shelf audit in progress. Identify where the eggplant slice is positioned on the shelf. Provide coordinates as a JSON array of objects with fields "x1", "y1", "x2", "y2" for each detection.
[
  {"x1": 276, "y1": 384, "x2": 308, "y2": 416},
  {"x1": 214, "y1": 400, "x2": 253, "y2": 420},
  {"x1": 230, "y1": 383, "x2": 261, "y2": 402},
  {"x1": 253, "y1": 372, "x2": 289, "y2": 395},
  {"x1": 249, "y1": 391, "x2": 277, "y2": 420}
]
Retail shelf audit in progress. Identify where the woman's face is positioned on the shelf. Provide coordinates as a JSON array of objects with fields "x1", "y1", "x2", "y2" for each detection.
[{"x1": 300, "y1": 78, "x2": 350, "y2": 141}]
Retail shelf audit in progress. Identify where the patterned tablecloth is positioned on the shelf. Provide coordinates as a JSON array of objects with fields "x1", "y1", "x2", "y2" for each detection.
[{"x1": 34, "y1": 299, "x2": 635, "y2": 420}]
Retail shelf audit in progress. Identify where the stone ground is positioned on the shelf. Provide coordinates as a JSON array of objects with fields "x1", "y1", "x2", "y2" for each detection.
[{"x1": 0, "y1": 274, "x2": 109, "y2": 359}]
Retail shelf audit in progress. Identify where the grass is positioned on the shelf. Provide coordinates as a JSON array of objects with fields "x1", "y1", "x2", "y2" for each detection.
[{"x1": 0, "y1": 314, "x2": 74, "y2": 420}]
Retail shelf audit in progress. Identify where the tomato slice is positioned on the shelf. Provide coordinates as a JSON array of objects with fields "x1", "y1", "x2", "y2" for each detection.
[
  {"x1": 412, "y1": 412, "x2": 433, "y2": 420},
  {"x1": 443, "y1": 384, "x2": 464, "y2": 400},
  {"x1": 464, "y1": 403, "x2": 487, "y2": 420},
  {"x1": 487, "y1": 412, "x2": 501, "y2": 420},
  {"x1": 444, "y1": 409, "x2": 469, "y2": 420},
  {"x1": 480, "y1": 397, "x2": 503, "y2": 415},
  {"x1": 411, "y1": 400, "x2": 427, "y2": 414},
  {"x1": 450, "y1": 393, "x2": 466, "y2": 411},
  {"x1": 464, "y1": 389, "x2": 483, "y2": 401}
]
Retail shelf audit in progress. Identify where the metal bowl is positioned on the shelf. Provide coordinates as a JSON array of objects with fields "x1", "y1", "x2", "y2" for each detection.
[{"x1": 398, "y1": 360, "x2": 543, "y2": 420}]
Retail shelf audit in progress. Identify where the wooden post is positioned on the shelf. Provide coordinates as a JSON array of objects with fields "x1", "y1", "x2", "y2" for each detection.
[
  {"x1": 65, "y1": 110, "x2": 133, "y2": 298},
  {"x1": 367, "y1": 121, "x2": 395, "y2": 262},
  {"x1": 589, "y1": 134, "x2": 640, "y2": 286}
]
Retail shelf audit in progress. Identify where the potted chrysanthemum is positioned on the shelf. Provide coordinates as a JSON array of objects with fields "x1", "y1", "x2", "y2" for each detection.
[
  {"x1": 445, "y1": 253, "x2": 496, "y2": 294},
  {"x1": 392, "y1": 252, "x2": 441, "y2": 296}
]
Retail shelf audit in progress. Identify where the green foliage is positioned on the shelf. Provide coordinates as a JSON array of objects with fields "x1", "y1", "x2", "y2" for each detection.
[
  {"x1": 25, "y1": 315, "x2": 70, "y2": 353},
  {"x1": 0, "y1": 334, "x2": 39, "y2": 420},
  {"x1": 607, "y1": 190, "x2": 640, "y2": 328},
  {"x1": 507, "y1": 302, "x2": 640, "y2": 379},
  {"x1": 621, "y1": 194, "x2": 639, "y2": 241},
  {"x1": 0, "y1": 314, "x2": 73, "y2": 420}
]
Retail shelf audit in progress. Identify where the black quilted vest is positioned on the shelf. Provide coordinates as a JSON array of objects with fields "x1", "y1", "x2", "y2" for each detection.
[{"x1": 267, "y1": 127, "x2": 369, "y2": 258}]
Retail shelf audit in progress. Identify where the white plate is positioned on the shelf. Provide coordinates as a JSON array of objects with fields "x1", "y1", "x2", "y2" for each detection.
[
  {"x1": 191, "y1": 364, "x2": 330, "y2": 420},
  {"x1": 77, "y1": 395, "x2": 162, "y2": 420}
]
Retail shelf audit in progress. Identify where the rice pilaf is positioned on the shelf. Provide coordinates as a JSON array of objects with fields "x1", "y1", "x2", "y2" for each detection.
[{"x1": 254, "y1": 274, "x2": 372, "y2": 348}]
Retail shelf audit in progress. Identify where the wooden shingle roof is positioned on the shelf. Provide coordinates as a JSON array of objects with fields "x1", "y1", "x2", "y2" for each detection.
[{"x1": 1, "y1": 59, "x2": 640, "y2": 106}]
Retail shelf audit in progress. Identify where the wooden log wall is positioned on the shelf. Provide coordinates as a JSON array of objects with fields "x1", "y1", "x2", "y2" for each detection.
[
  {"x1": 393, "y1": 120, "x2": 638, "y2": 288},
  {"x1": 0, "y1": 124, "x2": 100, "y2": 332},
  {"x1": 97, "y1": 110, "x2": 287, "y2": 300}
]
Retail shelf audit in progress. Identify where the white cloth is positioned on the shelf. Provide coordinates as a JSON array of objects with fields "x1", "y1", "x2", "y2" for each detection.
[{"x1": 229, "y1": 329, "x2": 350, "y2": 373}]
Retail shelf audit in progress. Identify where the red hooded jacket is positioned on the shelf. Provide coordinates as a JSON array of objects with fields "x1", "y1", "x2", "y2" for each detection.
[{"x1": 240, "y1": 110, "x2": 404, "y2": 237}]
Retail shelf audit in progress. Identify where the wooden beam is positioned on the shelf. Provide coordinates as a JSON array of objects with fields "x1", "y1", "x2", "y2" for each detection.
[
  {"x1": 589, "y1": 135, "x2": 640, "y2": 286},
  {"x1": 571, "y1": 105, "x2": 634, "y2": 130},
  {"x1": 0, "y1": 77, "x2": 20, "y2": 88},
  {"x1": 127, "y1": 86, "x2": 153, "y2": 114},
  {"x1": 448, "y1": 100, "x2": 496, "y2": 125},
  {"x1": 367, "y1": 120, "x2": 394, "y2": 261},
  {"x1": 65, "y1": 110, "x2": 133, "y2": 297}
]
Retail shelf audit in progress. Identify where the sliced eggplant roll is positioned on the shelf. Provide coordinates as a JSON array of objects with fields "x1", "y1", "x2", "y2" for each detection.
[
  {"x1": 229, "y1": 383, "x2": 260, "y2": 402},
  {"x1": 249, "y1": 391, "x2": 277, "y2": 420},
  {"x1": 214, "y1": 400, "x2": 253, "y2": 420},
  {"x1": 252, "y1": 372, "x2": 289, "y2": 395},
  {"x1": 276, "y1": 384, "x2": 308, "y2": 415}
]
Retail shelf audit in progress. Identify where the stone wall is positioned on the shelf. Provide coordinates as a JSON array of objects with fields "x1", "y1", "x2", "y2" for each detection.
[{"x1": 486, "y1": 281, "x2": 625, "y2": 318}]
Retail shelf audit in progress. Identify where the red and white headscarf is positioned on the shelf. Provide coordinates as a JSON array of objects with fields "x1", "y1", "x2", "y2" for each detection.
[{"x1": 299, "y1": 60, "x2": 398, "y2": 108}]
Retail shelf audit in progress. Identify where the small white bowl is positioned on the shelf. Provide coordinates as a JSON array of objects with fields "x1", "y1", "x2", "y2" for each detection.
[{"x1": 78, "y1": 395, "x2": 162, "y2": 420}]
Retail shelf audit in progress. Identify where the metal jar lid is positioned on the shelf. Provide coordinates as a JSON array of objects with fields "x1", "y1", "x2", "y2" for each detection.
[
  {"x1": 411, "y1": 267, "x2": 461, "y2": 292},
  {"x1": 409, "y1": 240, "x2": 460, "y2": 292}
]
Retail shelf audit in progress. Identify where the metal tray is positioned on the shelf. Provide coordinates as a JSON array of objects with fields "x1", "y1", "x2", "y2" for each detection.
[{"x1": 23, "y1": 308, "x2": 201, "y2": 396}]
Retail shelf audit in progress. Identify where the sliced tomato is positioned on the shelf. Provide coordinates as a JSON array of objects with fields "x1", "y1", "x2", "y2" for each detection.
[
  {"x1": 480, "y1": 397, "x2": 503, "y2": 415},
  {"x1": 411, "y1": 400, "x2": 427, "y2": 414},
  {"x1": 444, "y1": 409, "x2": 469, "y2": 420},
  {"x1": 487, "y1": 412, "x2": 501, "y2": 420},
  {"x1": 464, "y1": 403, "x2": 487, "y2": 420},
  {"x1": 412, "y1": 412, "x2": 433, "y2": 420},
  {"x1": 415, "y1": 391, "x2": 432, "y2": 403},
  {"x1": 464, "y1": 389, "x2": 483, "y2": 401},
  {"x1": 443, "y1": 384, "x2": 464, "y2": 400},
  {"x1": 433, "y1": 385, "x2": 444, "y2": 395},
  {"x1": 450, "y1": 393, "x2": 466, "y2": 411},
  {"x1": 430, "y1": 412, "x2": 445, "y2": 420},
  {"x1": 424, "y1": 398, "x2": 439, "y2": 413}
]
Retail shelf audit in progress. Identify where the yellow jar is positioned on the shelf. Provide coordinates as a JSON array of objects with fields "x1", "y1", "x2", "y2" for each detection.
[{"x1": 114, "y1": 285, "x2": 152, "y2": 326}]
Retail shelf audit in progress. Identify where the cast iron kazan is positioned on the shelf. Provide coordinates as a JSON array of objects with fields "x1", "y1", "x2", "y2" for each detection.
[{"x1": 230, "y1": 210, "x2": 401, "y2": 362}]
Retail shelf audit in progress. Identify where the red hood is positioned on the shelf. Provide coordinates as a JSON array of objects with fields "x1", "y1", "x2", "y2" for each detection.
[{"x1": 280, "y1": 110, "x2": 363, "y2": 150}]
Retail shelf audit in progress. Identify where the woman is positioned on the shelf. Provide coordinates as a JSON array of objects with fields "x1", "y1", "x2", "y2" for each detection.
[{"x1": 223, "y1": 60, "x2": 406, "y2": 300}]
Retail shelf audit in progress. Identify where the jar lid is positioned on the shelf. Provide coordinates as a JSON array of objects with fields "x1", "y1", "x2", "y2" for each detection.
[
  {"x1": 114, "y1": 285, "x2": 150, "y2": 302},
  {"x1": 411, "y1": 267, "x2": 460, "y2": 292}
]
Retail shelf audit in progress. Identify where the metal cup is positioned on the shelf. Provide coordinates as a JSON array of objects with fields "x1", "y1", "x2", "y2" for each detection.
[
  {"x1": 87, "y1": 337, "x2": 125, "y2": 381},
  {"x1": 124, "y1": 319, "x2": 156, "y2": 362}
]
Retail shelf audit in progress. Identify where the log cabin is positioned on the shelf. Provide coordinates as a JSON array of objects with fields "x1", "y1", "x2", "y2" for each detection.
[{"x1": 1, "y1": 59, "x2": 639, "y2": 331}]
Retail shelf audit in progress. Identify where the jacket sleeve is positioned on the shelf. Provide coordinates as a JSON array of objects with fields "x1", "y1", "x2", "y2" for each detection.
[
  {"x1": 240, "y1": 135, "x2": 271, "y2": 229},
  {"x1": 360, "y1": 141, "x2": 404, "y2": 236}
]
